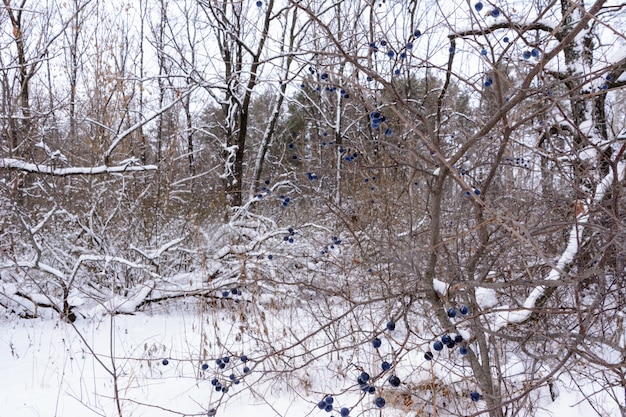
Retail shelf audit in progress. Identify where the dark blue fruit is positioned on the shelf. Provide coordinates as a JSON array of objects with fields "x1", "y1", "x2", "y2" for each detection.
[
  {"x1": 447, "y1": 308, "x2": 457, "y2": 318},
  {"x1": 424, "y1": 351, "x2": 434, "y2": 360},
  {"x1": 441, "y1": 334, "x2": 452, "y2": 344},
  {"x1": 243, "y1": 366, "x2": 250, "y2": 373},
  {"x1": 325, "y1": 396, "x2": 334, "y2": 404},
  {"x1": 491, "y1": 8, "x2": 500, "y2": 17},
  {"x1": 455, "y1": 334, "x2": 463, "y2": 343},
  {"x1": 211, "y1": 378, "x2": 219, "y2": 386},
  {"x1": 433, "y1": 341, "x2": 444, "y2": 351},
  {"x1": 459, "y1": 305, "x2": 469, "y2": 315},
  {"x1": 460, "y1": 346, "x2": 469, "y2": 355},
  {"x1": 325, "y1": 404, "x2": 333, "y2": 412},
  {"x1": 359, "y1": 372, "x2": 370, "y2": 383},
  {"x1": 470, "y1": 391, "x2": 481, "y2": 402},
  {"x1": 340, "y1": 407, "x2": 350, "y2": 417},
  {"x1": 388, "y1": 375, "x2": 401, "y2": 387},
  {"x1": 386, "y1": 321, "x2": 396, "y2": 331},
  {"x1": 162, "y1": 359, "x2": 169, "y2": 365},
  {"x1": 372, "y1": 338, "x2": 382, "y2": 348},
  {"x1": 375, "y1": 397, "x2": 386, "y2": 408},
  {"x1": 475, "y1": 2, "x2": 483, "y2": 12},
  {"x1": 382, "y1": 361, "x2": 391, "y2": 371},
  {"x1": 202, "y1": 363, "x2": 209, "y2": 370},
  {"x1": 241, "y1": 355, "x2": 248, "y2": 362},
  {"x1": 318, "y1": 401, "x2": 326, "y2": 410}
]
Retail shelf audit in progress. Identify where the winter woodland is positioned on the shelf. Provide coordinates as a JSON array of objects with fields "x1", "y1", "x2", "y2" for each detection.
[{"x1": 1, "y1": 0, "x2": 625, "y2": 416}]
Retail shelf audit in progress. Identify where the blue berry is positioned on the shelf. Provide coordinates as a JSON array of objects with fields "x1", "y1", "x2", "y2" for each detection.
[
  {"x1": 447, "y1": 308, "x2": 457, "y2": 318},
  {"x1": 375, "y1": 397, "x2": 386, "y2": 408},
  {"x1": 503, "y1": 36, "x2": 509, "y2": 43},
  {"x1": 321, "y1": 73, "x2": 328, "y2": 80},
  {"x1": 385, "y1": 128, "x2": 393, "y2": 136},
  {"x1": 372, "y1": 338, "x2": 382, "y2": 348},
  {"x1": 317, "y1": 401, "x2": 325, "y2": 409},
  {"x1": 406, "y1": 42, "x2": 413, "y2": 49},
  {"x1": 424, "y1": 351, "x2": 434, "y2": 360},
  {"x1": 240, "y1": 355, "x2": 248, "y2": 362},
  {"x1": 386, "y1": 321, "x2": 396, "y2": 331},
  {"x1": 229, "y1": 374, "x2": 236, "y2": 380},
  {"x1": 367, "y1": 386, "x2": 376, "y2": 394},
  {"x1": 387, "y1": 50, "x2": 394, "y2": 58},
  {"x1": 470, "y1": 391, "x2": 481, "y2": 402},
  {"x1": 491, "y1": 8, "x2": 500, "y2": 17},
  {"x1": 202, "y1": 363, "x2": 209, "y2": 370},
  {"x1": 460, "y1": 346, "x2": 469, "y2": 355},
  {"x1": 211, "y1": 378, "x2": 219, "y2": 386},
  {"x1": 454, "y1": 334, "x2": 463, "y2": 343},
  {"x1": 433, "y1": 341, "x2": 444, "y2": 351},
  {"x1": 481, "y1": 49, "x2": 487, "y2": 56},
  {"x1": 441, "y1": 334, "x2": 452, "y2": 344},
  {"x1": 222, "y1": 387, "x2": 229, "y2": 394},
  {"x1": 449, "y1": 47, "x2": 455, "y2": 54},
  {"x1": 531, "y1": 48, "x2": 540, "y2": 57},
  {"x1": 380, "y1": 40, "x2": 387, "y2": 47},
  {"x1": 267, "y1": 254, "x2": 273, "y2": 259},
  {"x1": 446, "y1": 341, "x2": 456, "y2": 349},
  {"x1": 359, "y1": 372, "x2": 370, "y2": 383},
  {"x1": 366, "y1": 76, "x2": 372, "y2": 82},
  {"x1": 474, "y1": 2, "x2": 483, "y2": 11},
  {"x1": 223, "y1": 356, "x2": 230, "y2": 363},
  {"x1": 162, "y1": 358, "x2": 169, "y2": 365},
  {"x1": 413, "y1": 29, "x2": 421, "y2": 37},
  {"x1": 222, "y1": 290, "x2": 229, "y2": 297},
  {"x1": 325, "y1": 396, "x2": 334, "y2": 404},
  {"x1": 459, "y1": 305, "x2": 469, "y2": 315},
  {"x1": 523, "y1": 51, "x2": 531, "y2": 60},
  {"x1": 382, "y1": 361, "x2": 391, "y2": 371},
  {"x1": 388, "y1": 375, "x2": 401, "y2": 387},
  {"x1": 340, "y1": 407, "x2": 350, "y2": 417},
  {"x1": 256, "y1": 1, "x2": 262, "y2": 6},
  {"x1": 324, "y1": 404, "x2": 333, "y2": 412},
  {"x1": 243, "y1": 366, "x2": 250, "y2": 373},
  {"x1": 400, "y1": 52, "x2": 407, "y2": 59},
  {"x1": 474, "y1": 189, "x2": 481, "y2": 195},
  {"x1": 394, "y1": 69, "x2": 401, "y2": 75}
]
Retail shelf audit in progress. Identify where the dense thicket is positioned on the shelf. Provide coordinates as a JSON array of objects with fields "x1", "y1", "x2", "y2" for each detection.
[{"x1": 1, "y1": 1, "x2": 625, "y2": 416}]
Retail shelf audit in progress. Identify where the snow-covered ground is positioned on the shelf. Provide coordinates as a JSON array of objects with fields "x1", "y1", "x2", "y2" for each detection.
[{"x1": 1, "y1": 309, "x2": 621, "y2": 417}]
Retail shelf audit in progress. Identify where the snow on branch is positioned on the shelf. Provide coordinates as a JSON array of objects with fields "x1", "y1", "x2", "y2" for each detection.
[
  {"x1": 494, "y1": 161, "x2": 626, "y2": 330},
  {"x1": 103, "y1": 87, "x2": 195, "y2": 160},
  {"x1": 0, "y1": 158, "x2": 157, "y2": 176},
  {"x1": 450, "y1": 21, "x2": 555, "y2": 40},
  {"x1": 130, "y1": 238, "x2": 185, "y2": 260}
]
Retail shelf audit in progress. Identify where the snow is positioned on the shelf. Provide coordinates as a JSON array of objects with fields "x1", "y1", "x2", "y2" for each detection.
[
  {"x1": 0, "y1": 158, "x2": 157, "y2": 176},
  {"x1": 1, "y1": 311, "x2": 619, "y2": 417},
  {"x1": 433, "y1": 278, "x2": 449, "y2": 296},
  {"x1": 475, "y1": 287, "x2": 498, "y2": 308}
]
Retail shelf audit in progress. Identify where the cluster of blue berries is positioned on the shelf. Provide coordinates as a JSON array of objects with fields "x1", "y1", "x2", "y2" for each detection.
[
  {"x1": 317, "y1": 396, "x2": 350, "y2": 416},
  {"x1": 279, "y1": 195, "x2": 291, "y2": 207},
  {"x1": 339, "y1": 147, "x2": 358, "y2": 162},
  {"x1": 503, "y1": 157, "x2": 530, "y2": 168},
  {"x1": 207, "y1": 355, "x2": 250, "y2": 393},
  {"x1": 523, "y1": 48, "x2": 540, "y2": 60},
  {"x1": 369, "y1": 111, "x2": 386, "y2": 130},
  {"x1": 221, "y1": 288, "x2": 242, "y2": 298},
  {"x1": 283, "y1": 227, "x2": 296, "y2": 243}
]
